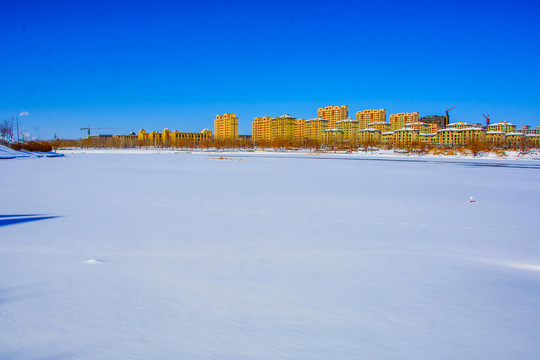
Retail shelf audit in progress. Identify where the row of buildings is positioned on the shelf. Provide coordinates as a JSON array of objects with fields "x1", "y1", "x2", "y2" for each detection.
[{"x1": 124, "y1": 105, "x2": 539, "y2": 147}]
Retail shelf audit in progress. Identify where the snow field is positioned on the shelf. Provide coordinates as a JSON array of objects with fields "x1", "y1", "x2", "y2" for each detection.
[{"x1": 1, "y1": 153, "x2": 540, "y2": 359}]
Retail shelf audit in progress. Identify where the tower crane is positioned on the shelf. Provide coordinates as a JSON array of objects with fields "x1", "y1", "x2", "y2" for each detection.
[
  {"x1": 445, "y1": 106, "x2": 455, "y2": 126},
  {"x1": 483, "y1": 114, "x2": 490, "y2": 127},
  {"x1": 80, "y1": 124, "x2": 125, "y2": 137}
]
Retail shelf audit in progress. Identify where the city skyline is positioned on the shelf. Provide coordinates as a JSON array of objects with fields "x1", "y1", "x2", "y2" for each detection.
[{"x1": 1, "y1": 0, "x2": 539, "y2": 139}]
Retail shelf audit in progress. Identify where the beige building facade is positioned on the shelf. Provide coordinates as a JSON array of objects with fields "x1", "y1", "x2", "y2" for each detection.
[
  {"x1": 356, "y1": 109, "x2": 387, "y2": 130},
  {"x1": 214, "y1": 114, "x2": 239, "y2": 140},
  {"x1": 317, "y1": 105, "x2": 348, "y2": 128}
]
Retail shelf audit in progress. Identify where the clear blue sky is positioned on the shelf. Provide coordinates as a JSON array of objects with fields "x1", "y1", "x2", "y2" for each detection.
[{"x1": 1, "y1": 0, "x2": 539, "y2": 139}]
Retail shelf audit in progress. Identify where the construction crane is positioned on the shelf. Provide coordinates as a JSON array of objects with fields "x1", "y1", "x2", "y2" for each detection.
[
  {"x1": 483, "y1": 114, "x2": 490, "y2": 127},
  {"x1": 80, "y1": 124, "x2": 125, "y2": 137},
  {"x1": 445, "y1": 106, "x2": 455, "y2": 126}
]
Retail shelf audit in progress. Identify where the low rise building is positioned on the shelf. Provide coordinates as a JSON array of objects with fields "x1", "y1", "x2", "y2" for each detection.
[
  {"x1": 486, "y1": 131, "x2": 505, "y2": 145},
  {"x1": 304, "y1": 117, "x2": 329, "y2": 141},
  {"x1": 336, "y1": 118, "x2": 359, "y2": 142},
  {"x1": 322, "y1": 129, "x2": 344, "y2": 144},
  {"x1": 487, "y1": 121, "x2": 516, "y2": 134},
  {"x1": 358, "y1": 128, "x2": 381, "y2": 144},
  {"x1": 405, "y1": 122, "x2": 437, "y2": 134},
  {"x1": 526, "y1": 134, "x2": 540, "y2": 147},
  {"x1": 505, "y1": 132, "x2": 525, "y2": 147},
  {"x1": 394, "y1": 128, "x2": 419, "y2": 145},
  {"x1": 381, "y1": 131, "x2": 394, "y2": 145},
  {"x1": 138, "y1": 128, "x2": 211, "y2": 146},
  {"x1": 367, "y1": 122, "x2": 392, "y2": 132}
]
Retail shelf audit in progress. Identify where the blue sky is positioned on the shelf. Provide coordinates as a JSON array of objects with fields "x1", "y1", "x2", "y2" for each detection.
[{"x1": 1, "y1": 0, "x2": 539, "y2": 139}]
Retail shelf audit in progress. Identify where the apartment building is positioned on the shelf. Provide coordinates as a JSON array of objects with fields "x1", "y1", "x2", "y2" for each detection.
[
  {"x1": 317, "y1": 105, "x2": 348, "y2": 128},
  {"x1": 335, "y1": 118, "x2": 359, "y2": 142},
  {"x1": 214, "y1": 114, "x2": 239, "y2": 140},
  {"x1": 138, "y1": 128, "x2": 212, "y2": 146},
  {"x1": 367, "y1": 122, "x2": 392, "y2": 133},
  {"x1": 487, "y1": 122, "x2": 516, "y2": 134},
  {"x1": 295, "y1": 118, "x2": 307, "y2": 141},
  {"x1": 304, "y1": 117, "x2": 329, "y2": 141},
  {"x1": 358, "y1": 128, "x2": 382, "y2": 144},
  {"x1": 446, "y1": 122, "x2": 481, "y2": 130},
  {"x1": 390, "y1": 112, "x2": 420, "y2": 131},
  {"x1": 252, "y1": 115, "x2": 296, "y2": 142},
  {"x1": 356, "y1": 109, "x2": 386, "y2": 130},
  {"x1": 322, "y1": 129, "x2": 344, "y2": 144},
  {"x1": 252, "y1": 116, "x2": 274, "y2": 142},
  {"x1": 394, "y1": 128, "x2": 420, "y2": 145},
  {"x1": 271, "y1": 115, "x2": 296, "y2": 141},
  {"x1": 405, "y1": 122, "x2": 437, "y2": 134}
]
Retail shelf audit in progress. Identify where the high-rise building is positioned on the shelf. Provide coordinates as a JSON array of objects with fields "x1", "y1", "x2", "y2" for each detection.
[
  {"x1": 214, "y1": 114, "x2": 239, "y2": 140},
  {"x1": 252, "y1": 116, "x2": 273, "y2": 142},
  {"x1": 356, "y1": 109, "x2": 386, "y2": 130},
  {"x1": 317, "y1": 105, "x2": 348, "y2": 128},
  {"x1": 295, "y1": 119, "x2": 307, "y2": 141},
  {"x1": 271, "y1": 115, "x2": 296, "y2": 141},
  {"x1": 390, "y1": 112, "x2": 420, "y2": 131},
  {"x1": 252, "y1": 115, "x2": 296, "y2": 142}
]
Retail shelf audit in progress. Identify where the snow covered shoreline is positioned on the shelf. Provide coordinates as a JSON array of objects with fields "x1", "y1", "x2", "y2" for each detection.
[{"x1": 56, "y1": 147, "x2": 540, "y2": 162}]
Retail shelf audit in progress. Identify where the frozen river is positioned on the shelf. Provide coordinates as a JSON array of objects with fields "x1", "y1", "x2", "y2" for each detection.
[{"x1": 1, "y1": 152, "x2": 540, "y2": 359}]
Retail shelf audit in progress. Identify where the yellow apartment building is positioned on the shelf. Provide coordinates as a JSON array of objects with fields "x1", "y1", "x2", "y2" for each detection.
[
  {"x1": 394, "y1": 128, "x2": 420, "y2": 145},
  {"x1": 526, "y1": 134, "x2": 540, "y2": 147},
  {"x1": 322, "y1": 129, "x2": 344, "y2": 144},
  {"x1": 252, "y1": 115, "x2": 296, "y2": 142},
  {"x1": 390, "y1": 112, "x2": 420, "y2": 131},
  {"x1": 486, "y1": 131, "x2": 505, "y2": 145},
  {"x1": 252, "y1": 116, "x2": 273, "y2": 142},
  {"x1": 214, "y1": 114, "x2": 239, "y2": 140},
  {"x1": 335, "y1": 119, "x2": 359, "y2": 142},
  {"x1": 505, "y1": 132, "x2": 525, "y2": 147},
  {"x1": 460, "y1": 128, "x2": 486, "y2": 144},
  {"x1": 405, "y1": 122, "x2": 437, "y2": 134},
  {"x1": 138, "y1": 128, "x2": 211, "y2": 146},
  {"x1": 381, "y1": 131, "x2": 395, "y2": 145},
  {"x1": 368, "y1": 122, "x2": 392, "y2": 133},
  {"x1": 419, "y1": 133, "x2": 437, "y2": 144},
  {"x1": 436, "y1": 128, "x2": 462, "y2": 146},
  {"x1": 317, "y1": 105, "x2": 348, "y2": 128},
  {"x1": 446, "y1": 122, "x2": 479, "y2": 130},
  {"x1": 356, "y1": 109, "x2": 387, "y2": 130},
  {"x1": 271, "y1": 115, "x2": 296, "y2": 141},
  {"x1": 113, "y1": 133, "x2": 138, "y2": 140},
  {"x1": 295, "y1": 118, "x2": 307, "y2": 141},
  {"x1": 487, "y1": 122, "x2": 516, "y2": 133},
  {"x1": 168, "y1": 130, "x2": 212, "y2": 146},
  {"x1": 304, "y1": 117, "x2": 329, "y2": 141},
  {"x1": 358, "y1": 128, "x2": 382, "y2": 144}
]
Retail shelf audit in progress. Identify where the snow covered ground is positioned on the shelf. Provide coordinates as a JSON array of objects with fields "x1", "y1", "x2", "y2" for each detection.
[{"x1": 1, "y1": 152, "x2": 540, "y2": 359}]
